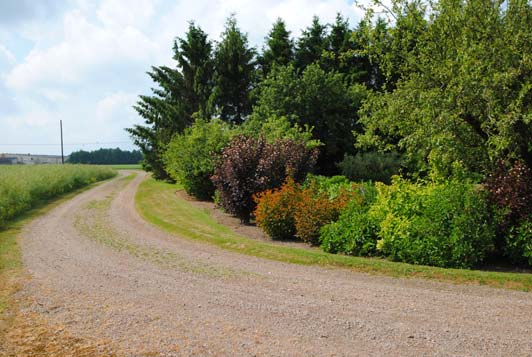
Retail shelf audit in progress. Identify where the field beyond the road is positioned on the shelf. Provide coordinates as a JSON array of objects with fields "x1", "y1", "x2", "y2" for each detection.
[{"x1": 0, "y1": 164, "x2": 116, "y2": 228}]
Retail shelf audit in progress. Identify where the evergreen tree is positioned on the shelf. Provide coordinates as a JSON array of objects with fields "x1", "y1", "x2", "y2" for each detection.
[
  {"x1": 322, "y1": 13, "x2": 351, "y2": 73},
  {"x1": 260, "y1": 18, "x2": 294, "y2": 76},
  {"x1": 294, "y1": 16, "x2": 327, "y2": 71},
  {"x1": 173, "y1": 22, "x2": 214, "y2": 119},
  {"x1": 350, "y1": 18, "x2": 386, "y2": 90},
  {"x1": 127, "y1": 24, "x2": 215, "y2": 179},
  {"x1": 127, "y1": 66, "x2": 186, "y2": 180},
  {"x1": 211, "y1": 16, "x2": 257, "y2": 124}
]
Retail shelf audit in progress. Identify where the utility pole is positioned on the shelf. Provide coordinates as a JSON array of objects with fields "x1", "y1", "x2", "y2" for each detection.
[{"x1": 60, "y1": 120, "x2": 64, "y2": 164}]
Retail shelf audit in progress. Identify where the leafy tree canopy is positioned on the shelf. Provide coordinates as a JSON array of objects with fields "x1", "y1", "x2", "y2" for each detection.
[
  {"x1": 357, "y1": 0, "x2": 532, "y2": 178},
  {"x1": 68, "y1": 148, "x2": 143, "y2": 165},
  {"x1": 254, "y1": 64, "x2": 369, "y2": 174}
]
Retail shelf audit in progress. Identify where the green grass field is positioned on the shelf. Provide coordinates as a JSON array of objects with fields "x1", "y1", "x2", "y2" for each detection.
[
  {"x1": 136, "y1": 177, "x2": 532, "y2": 291},
  {"x1": 0, "y1": 164, "x2": 116, "y2": 229}
]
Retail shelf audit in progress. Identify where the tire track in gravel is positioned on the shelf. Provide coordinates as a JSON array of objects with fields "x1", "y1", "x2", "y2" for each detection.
[{"x1": 9, "y1": 171, "x2": 532, "y2": 356}]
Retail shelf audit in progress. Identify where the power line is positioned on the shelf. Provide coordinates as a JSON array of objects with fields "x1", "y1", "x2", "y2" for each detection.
[{"x1": 0, "y1": 141, "x2": 132, "y2": 146}]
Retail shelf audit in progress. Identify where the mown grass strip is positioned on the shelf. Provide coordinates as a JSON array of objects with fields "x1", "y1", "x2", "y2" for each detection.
[
  {"x1": 107, "y1": 164, "x2": 143, "y2": 170},
  {"x1": 136, "y1": 177, "x2": 532, "y2": 292}
]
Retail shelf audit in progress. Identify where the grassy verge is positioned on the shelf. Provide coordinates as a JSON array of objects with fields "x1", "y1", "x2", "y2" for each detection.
[
  {"x1": 136, "y1": 177, "x2": 532, "y2": 291},
  {"x1": 107, "y1": 164, "x2": 142, "y2": 170}
]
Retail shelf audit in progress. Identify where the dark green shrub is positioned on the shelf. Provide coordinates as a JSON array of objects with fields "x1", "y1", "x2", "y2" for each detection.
[
  {"x1": 320, "y1": 183, "x2": 379, "y2": 255},
  {"x1": 503, "y1": 218, "x2": 532, "y2": 266},
  {"x1": 164, "y1": 119, "x2": 233, "y2": 200},
  {"x1": 338, "y1": 151, "x2": 403, "y2": 184},
  {"x1": 212, "y1": 135, "x2": 318, "y2": 223},
  {"x1": 375, "y1": 178, "x2": 495, "y2": 268}
]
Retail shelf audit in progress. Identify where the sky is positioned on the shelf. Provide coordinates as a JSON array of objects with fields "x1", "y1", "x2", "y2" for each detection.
[{"x1": 0, "y1": 0, "x2": 368, "y2": 155}]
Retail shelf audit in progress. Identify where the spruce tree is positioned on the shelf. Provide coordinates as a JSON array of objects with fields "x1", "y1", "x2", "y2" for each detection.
[
  {"x1": 127, "y1": 66, "x2": 186, "y2": 180},
  {"x1": 211, "y1": 16, "x2": 257, "y2": 124},
  {"x1": 127, "y1": 24, "x2": 216, "y2": 179},
  {"x1": 260, "y1": 18, "x2": 294, "y2": 76},
  {"x1": 173, "y1": 22, "x2": 214, "y2": 119},
  {"x1": 322, "y1": 13, "x2": 351, "y2": 73},
  {"x1": 294, "y1": 16, "x2": 327, "y2": 71}
]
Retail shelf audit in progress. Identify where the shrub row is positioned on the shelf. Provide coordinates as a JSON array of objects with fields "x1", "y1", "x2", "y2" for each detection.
[
  {"x1": 254, "y1": 176, "x2": 370, "y2": 244},
  {"x1": 322, "y1": 178, "x2": 497, "y2": 269},
  {"x1": 254, "y1": 173, "x2": 514, "y2": 269},
  {"x1": 162, "y1": 118, "x2": 532, "y2": 268},
  {"x1": 0, "y1": 165, "x2": 116, "y2": 228}
]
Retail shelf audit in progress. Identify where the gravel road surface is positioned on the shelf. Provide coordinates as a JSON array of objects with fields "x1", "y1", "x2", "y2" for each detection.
[{"x1": 5, "y1": 172, "x2": 532, "y2": 356}]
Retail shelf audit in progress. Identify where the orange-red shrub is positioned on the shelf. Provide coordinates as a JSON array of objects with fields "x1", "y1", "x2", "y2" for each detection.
[
  {"x1": 254, "y1": 179, "x2": 301, "y2": 240},
  {"x1": 294, "y1": 182, "x2": 363, "y2": 245},
  {"x1": 254, "y1": 178, "x2": 364, "y2": 244}
]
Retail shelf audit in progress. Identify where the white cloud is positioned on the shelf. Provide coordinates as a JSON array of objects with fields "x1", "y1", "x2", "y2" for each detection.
[
  {"x1": 95, "y1": 92, "x2": 137, "y2": 123},
  {"x1": 0, "y1": 44, "x2": 16, "y2": 65},
  {"x1": 6, "y1": 9, "x2": 159, "y2": 91},
  {"x1": 1, "y1": 0, "x2": 367, "y2": 155},
  {"x1": 96, "y1": 0, "x2": 158, "y2": 28}
]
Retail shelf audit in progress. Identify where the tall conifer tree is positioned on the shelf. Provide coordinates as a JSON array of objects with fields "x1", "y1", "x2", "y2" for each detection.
[
  {"x1": 260, "y1": 18, "x2": 294, "y2": 76},
  {"x1": 173, "y1": 22, "x2": 214, "y2": 119},
  {"x1": 211, "y1": 16, "x2": 257, "y2": 124},
  {"x1": 294, "y1": 16, "x2": 327, "y2": 71}
]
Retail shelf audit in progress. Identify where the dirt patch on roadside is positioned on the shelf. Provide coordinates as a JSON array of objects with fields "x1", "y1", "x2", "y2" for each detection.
[{"x1": 1, "y1": 277, "x2": 115, "y2": 357}]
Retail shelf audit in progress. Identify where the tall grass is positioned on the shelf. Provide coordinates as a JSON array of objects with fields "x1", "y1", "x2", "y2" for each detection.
[{"x1": 0, "y1": 165, "x2": 116, "y2": 228}]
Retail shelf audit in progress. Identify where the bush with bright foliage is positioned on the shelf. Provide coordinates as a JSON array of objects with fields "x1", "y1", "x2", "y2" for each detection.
[
  {"x1": 254, "y1": 175, "x2": 365, "y2": 244},
  {"x1": 254, "y1": 179, "x2": 300, "y2": 240},
  {"x1": 320, "y1": 183, "x2": 379, "y2": 256},
  {"x1": 374, "y1": 178, "x2": 495, "y2": 268},
  {"x1": 164, "y1": 119, "x2": 234, "y2": 200},
  {"x1": 294, "y1": 179, "x2": 362, "y2": 245}
]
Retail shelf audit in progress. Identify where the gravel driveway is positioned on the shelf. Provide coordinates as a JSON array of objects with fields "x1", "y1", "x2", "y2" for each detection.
[{"x1": 5, "y1": 172, "x2": 532, "y2": 356}]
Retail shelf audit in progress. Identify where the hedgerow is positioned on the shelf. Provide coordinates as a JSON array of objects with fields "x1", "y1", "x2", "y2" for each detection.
[{"x1": 321, "y1": 178, "x2": 496, "y2": 269}]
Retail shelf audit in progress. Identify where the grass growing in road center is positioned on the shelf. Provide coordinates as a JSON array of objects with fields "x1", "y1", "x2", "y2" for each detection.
[{"x1": 135, "y1": 177, "x2": 532, "y2": 291}]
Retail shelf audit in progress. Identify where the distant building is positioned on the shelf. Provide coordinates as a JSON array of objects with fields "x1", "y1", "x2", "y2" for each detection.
[
  {"x1": 0, "y1": 153, "x2": 68, "y2": 165},
  {"x1": 0, "y1": 155, "x2": 18, "y2": 165}
]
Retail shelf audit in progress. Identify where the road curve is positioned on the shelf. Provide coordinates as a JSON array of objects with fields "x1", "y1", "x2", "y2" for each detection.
[{"x1": 8, "y1": 172, "x2": 532, "y2": 355}]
